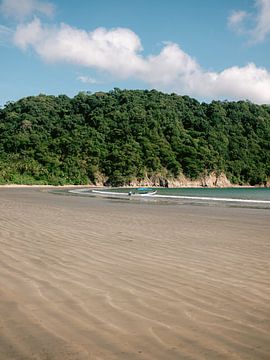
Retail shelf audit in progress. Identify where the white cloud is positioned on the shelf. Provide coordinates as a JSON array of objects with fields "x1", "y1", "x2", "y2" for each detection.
[
  {"x1": 77, "y1": 75, "x2": 100, "y2": 84},
  {"x1": 144, "y1": 43, "x2": 199, "y2": 86},
  {"x1": 13, "y1": 19, "x2": 199, "y2": 87},
  {"x1": 193, "y1": 63, "x2": 270, "y2": 104},
  {"x1": 228, "y1": 0, "x2": 270, "y2": 43},
  {"x1": 252, "y1": 0, "x2": 270, "y2": 42},
  {"x1": 0, "y1": 0, "x2": 55, "y2": 20},
  {"x1": 14, "y1": 19, "x2": 145, "y2": 77},
  {"x1": 13, "y1": 18, "x2": 270, "y2": 104},
  {"x1": 228, "y1": 10, "x2": 248, "y2": 33}
]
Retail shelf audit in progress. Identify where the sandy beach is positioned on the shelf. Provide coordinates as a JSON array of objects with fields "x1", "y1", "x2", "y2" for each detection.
[{"x1": 0, "y1": 188, "x2": 269, "y2": 360}]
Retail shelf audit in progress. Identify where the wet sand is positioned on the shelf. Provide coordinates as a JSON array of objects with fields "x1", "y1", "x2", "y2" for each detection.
[{"x1": 0, "y1": 188, "x2": 269, "y2": 360}]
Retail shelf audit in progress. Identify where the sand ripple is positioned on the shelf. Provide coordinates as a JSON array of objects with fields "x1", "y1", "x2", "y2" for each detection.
[{"x1": 0, "y1": 188, "x2": 269, "y2": 359}]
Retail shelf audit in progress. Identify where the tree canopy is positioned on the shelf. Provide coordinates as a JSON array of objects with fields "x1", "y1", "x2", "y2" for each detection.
[{"x1": 0, "y1": 89, "x2": 269, "y2": 186}]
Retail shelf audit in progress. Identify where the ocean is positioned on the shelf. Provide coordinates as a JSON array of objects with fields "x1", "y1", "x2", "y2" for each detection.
[{"x1": 69, "y1": 187, "x2": 270, "y2": 208}]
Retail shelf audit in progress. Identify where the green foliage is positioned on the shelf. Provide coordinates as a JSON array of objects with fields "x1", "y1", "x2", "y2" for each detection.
[{"x1": 0, "y1": 90, "x2": 269, "y2": 186}]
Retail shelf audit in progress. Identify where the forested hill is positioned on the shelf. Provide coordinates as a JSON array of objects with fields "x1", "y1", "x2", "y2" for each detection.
[{"x1": 0, "y1": 89, "x2": 269, "y2": 186}]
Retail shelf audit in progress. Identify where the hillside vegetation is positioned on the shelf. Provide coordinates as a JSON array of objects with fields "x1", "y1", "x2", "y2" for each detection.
[{"x1": 0, "y1": 89, "x2": 269, "y2": 186}]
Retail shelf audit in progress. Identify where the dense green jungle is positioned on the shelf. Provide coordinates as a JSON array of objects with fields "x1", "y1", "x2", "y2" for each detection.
[{"x1": 0, "y1": 89, "x2": 269, "y2": 186}]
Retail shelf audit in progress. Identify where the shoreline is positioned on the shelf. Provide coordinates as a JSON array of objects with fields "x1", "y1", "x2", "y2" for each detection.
[
  {"x1": 0, "y1": 183, "x2": 265, "y2": 189},
  {"x1": 0, "y1": 184, "x2": 96, "y2": 188}
]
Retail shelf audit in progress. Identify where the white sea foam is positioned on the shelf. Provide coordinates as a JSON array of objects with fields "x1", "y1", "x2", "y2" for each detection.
[
  {"x1": 68, "y1": 188, "x2": 270, "y2": 204},
  {"x1": 152, "y1": 194, "x2": 270, "y2": 204}
]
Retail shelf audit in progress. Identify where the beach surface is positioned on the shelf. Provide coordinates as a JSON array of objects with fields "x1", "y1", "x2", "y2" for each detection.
[{"x1": 0, "y1": 188, "x2": 269, "y2": 360}]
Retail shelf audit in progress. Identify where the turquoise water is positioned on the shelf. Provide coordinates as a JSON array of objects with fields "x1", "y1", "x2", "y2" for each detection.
[
  {"x1": 113, "y1": 187, "x2": 270, "y2": 201},
  {"x1": 155, "y1": 187, "x2": 270, "y2": 201},
  {"x1": 68, "y1": 187, "x2": 270, "y2": 208}
]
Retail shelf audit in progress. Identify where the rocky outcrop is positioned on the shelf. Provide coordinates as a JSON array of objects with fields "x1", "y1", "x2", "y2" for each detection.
[
  {"x1": 93, "y1": 171, "x2": 270, "y2": 188},
  {"x1": 94, "y1": 172, "x2": 109, "y2": 187},
  {"x1": 119, "y1": 172, "x2": 233, "y2": 188}
]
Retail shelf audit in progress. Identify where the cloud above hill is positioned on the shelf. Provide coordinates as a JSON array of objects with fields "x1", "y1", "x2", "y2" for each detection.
[{"x1": 12, "y1": 18, "x2": 270, "y2": 104}]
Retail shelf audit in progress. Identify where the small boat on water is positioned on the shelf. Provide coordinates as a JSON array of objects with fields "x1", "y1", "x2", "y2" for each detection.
[
  {"x1": 92, "y1": 188, "x2": 157, "y2": 197},
  {"x1": 135, "y1": 188, "x2": 157, "y2": 196},
  {"x1": 137, "y1": 187, "x2": 154, "y2": 192},
  {"x1": 128, "y1": 189, "x2": 157, "y2": 196}
]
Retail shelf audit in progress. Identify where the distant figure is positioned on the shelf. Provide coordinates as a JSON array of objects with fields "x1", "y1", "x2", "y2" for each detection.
[{"x1": 128, "y1": 191, "x2": 132, "y2": 196}]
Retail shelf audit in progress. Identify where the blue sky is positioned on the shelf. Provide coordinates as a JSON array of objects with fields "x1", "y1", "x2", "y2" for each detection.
[{"x1": 0, "y1": 0, "x2": 270, "y2": 106}]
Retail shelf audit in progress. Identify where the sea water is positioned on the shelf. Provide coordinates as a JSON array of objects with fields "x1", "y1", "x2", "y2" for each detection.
[
  {"x1": 153, "y1": 187, "x2": 270, "y2": 201},
  {"x1": 69, "y1": 187, "x2": 270, "y2": 208},
  {"x1": 107, "y1": 187, "x2": 270, "y2": 208}
]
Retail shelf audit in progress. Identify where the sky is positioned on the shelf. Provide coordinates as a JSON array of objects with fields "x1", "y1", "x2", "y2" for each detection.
[{"x1": 0, "y1": 0, "x2": 270, "y2": 106}]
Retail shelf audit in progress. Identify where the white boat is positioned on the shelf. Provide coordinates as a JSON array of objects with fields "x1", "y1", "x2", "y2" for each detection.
[{"x1": 92, "y1": 189, "x2": 157, "y2": 197}]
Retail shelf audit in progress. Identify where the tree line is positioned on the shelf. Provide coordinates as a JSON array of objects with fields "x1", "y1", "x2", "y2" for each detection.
[{"x1": 0, "y1": 89, "x2": 269, "y2": 186}]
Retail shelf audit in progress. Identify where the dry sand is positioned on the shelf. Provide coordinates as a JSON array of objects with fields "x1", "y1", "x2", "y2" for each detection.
[{"x1": 0, "y1": 188, "x2": 269, "y2": 360}]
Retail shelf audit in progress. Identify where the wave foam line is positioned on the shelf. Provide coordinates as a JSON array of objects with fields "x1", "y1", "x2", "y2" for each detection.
[
  {"x1": 91, "y1": 190, "x2": 156, "y2": 197},
  {"x1": 70, "y1": 189, "x2": 155, "y2": 197},
  {"x1": 153, "y1": 194, "x2": 270, "y2": 204},
  {"x1": 69, "y1": 189, "x2": 270, "y2": 204}
]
